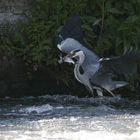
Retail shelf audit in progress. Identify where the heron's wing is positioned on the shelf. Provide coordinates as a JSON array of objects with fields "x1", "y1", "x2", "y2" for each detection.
[
  {"x1": 57, "y1": 15, "x2": 83, "y2": 44},
  {"x1": 57, "y1": 15, "x2": 100, "y2": 65},
  {"x1": 56, "y1": 15, "x2": 84, "y2": 53},
  {"x1": 57, "y1": 38, "x2": 86, "y2": 53},
  {"x1": 57, "y1": 37, "x2": 100, "y2": 65},
  {"x1": 99, "y1": 48, "x2": 140, "y2": 76}
]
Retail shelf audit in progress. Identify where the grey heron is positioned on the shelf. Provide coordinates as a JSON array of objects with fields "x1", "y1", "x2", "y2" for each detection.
[
  {"x1": 62, "y1": 48, "x2": 140, "y2": 96},
  {"x1": 57, "y1": 15, "x2": 140, "y2": 96}
]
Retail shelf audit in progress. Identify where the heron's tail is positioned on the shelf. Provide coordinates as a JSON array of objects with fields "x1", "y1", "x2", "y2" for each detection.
[{"x1": 112, "y1": 81, "x2": 128, "y2": 90}]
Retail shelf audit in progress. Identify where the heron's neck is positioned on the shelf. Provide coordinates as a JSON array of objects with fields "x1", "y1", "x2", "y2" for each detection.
[
  {"x1": 77, "y1": 51, "x2": 85, "y2": 65},
  {"x1": 74, "y1": 51, "x2": 85, "y2": 82}
]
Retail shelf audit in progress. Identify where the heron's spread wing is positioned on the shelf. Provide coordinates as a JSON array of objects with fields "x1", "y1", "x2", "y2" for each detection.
[
  {"x1": 58, "y1": 15, "x2": 83, "y2": 44},
  {"x1": 99, "y1": 48, "x2": 140, "y2": 76},
  {"x1": 57, "y1": 15, "x2": 100, "y2": 66},
  {"x1": 57, "y1": 15, "x2": 83, "y2": 45},
  {"x1": 57, "y1": 38, "x2": 85, "y2": 53},
  {"x1": 56, "y1": 15, "x2": 85, "y2": 54}
]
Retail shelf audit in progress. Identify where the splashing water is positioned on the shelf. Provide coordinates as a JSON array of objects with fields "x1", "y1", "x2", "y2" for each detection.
[{"x1": 0, "y1": 95, "x2": 140, "y2": 140}]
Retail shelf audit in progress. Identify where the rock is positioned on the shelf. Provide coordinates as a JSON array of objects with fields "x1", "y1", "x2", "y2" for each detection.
[{"x1": 0, "y1": 0, "x2": 31, "y2": 24}]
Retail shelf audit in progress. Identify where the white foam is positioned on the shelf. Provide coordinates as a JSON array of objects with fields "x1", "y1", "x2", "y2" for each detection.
[
  {"x1": 19, "y1": 104, "x2": 53, "y2": 114},
  {"x1": 1, "y1": 129, "x2": 140, "y2": 140},
  {"x1": 46, "y1": 129, "x2": 140, "y2": 140}
]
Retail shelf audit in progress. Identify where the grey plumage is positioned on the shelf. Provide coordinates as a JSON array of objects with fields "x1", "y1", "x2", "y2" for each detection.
[{"x1": 99, "y1": 48, "x2": 140, "y2": 76}]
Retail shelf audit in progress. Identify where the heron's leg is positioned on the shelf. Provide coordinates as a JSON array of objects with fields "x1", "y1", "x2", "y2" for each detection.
[
  {"x1": 105, "y1": 89, "x2": 115, "y2": 97},
  {"x1": 86, "y1": 83, "x2": 94, "y2": 97},
  {"x1": 89, "y1": 88, "x2": 94, "y2": 97},
  {"x1": 90, "y1": 89, "x2": 94, "y2": 97}
]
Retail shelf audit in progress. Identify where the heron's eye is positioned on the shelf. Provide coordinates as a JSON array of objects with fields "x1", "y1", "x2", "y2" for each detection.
[{"x1": 74, "y1": 49, "x2": 80, "y2": 53}]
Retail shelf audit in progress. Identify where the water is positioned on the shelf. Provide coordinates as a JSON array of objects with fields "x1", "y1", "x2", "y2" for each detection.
[{"x1": 0, "y1": 95, "x2": 140, "y2": 140}]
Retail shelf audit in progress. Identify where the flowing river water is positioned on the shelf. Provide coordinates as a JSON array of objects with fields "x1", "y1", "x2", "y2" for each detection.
[{"x1": 0, "y1": 95, "x2": 140, "y2": 140}]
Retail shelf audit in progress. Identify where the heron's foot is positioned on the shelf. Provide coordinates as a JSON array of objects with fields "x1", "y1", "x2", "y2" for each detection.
[{"x1": 90, "y1": 91, "x2": 95, "y2": 97}]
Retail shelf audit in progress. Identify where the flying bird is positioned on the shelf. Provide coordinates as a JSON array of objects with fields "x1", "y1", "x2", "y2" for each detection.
[{"x1": 57, "y1": 15, "x2": 140, "y2": 96}]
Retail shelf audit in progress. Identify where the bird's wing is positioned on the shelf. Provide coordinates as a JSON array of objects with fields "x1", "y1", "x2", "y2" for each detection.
[
  {"x1": 57, "y1": 15, "x2": 83, "y2": 44},
  {"x1": 57, "y1": 15, "x2": 100, "y2": 66},
  {"x1": 99, "y1": 48, "x2": 140, "y2": 76},
  {"x1": 57, "y1": 15, "x2": 84, "y2": 53},
  {"x1": 57, "y1": 38, "x2": 86, "y2": 53}
]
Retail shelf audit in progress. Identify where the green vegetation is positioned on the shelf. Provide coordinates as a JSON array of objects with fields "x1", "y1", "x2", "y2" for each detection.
[{"x1": 1, "y1": 0, "x2": 140, "y2": 97}]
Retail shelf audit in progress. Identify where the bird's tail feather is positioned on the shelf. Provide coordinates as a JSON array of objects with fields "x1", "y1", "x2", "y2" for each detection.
[{"x1": 113, "y1": 81, "x2": 128, "y2": 90}]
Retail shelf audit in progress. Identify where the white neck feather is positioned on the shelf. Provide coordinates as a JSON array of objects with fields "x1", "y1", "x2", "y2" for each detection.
[
  {"x1": 76, "y1": 51, "x2": 85, "y2": 65},
  {"x1": 74, "y1": 51, "x2": 85, "y2": 83}
]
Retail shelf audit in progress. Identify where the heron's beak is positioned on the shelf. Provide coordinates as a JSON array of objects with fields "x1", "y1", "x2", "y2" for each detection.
[
  {"x1": 58, "y1": 54, "x2": 75, "y2": 64},
  {"x1": 62, "y1": 54, "x2": 75, "y2": 64}
]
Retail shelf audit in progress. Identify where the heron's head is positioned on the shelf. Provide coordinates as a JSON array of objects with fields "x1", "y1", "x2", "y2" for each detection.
[
  {"x1": 68, "y1": 49, "x2": 84, "y2": 58},
  {"x1": 58, "y1": 49, "x2": 80, "y2": 64},
  {"x1": 62, "y1": 49, "x2": 85, "y2": 64}
]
